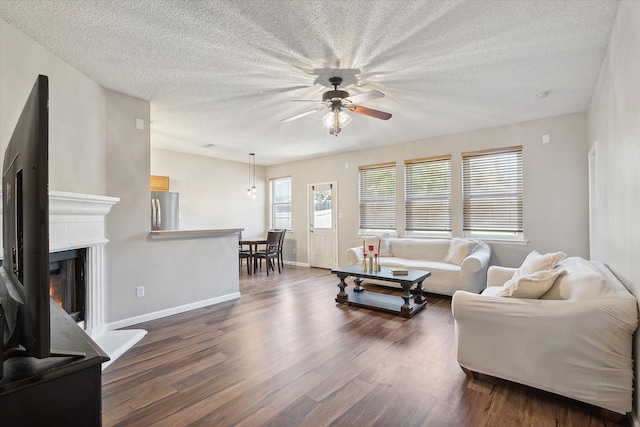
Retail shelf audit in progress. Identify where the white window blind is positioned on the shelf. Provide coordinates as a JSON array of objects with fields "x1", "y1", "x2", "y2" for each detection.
[
  {"x1": 404, "y1": 155, "x2": 452, "y2": 233},
  {"x1": 462, "y1": 146, "x2": 523, "y2": 234},
  {"x1": 358, "y1": 162, "x2": 396, "y2": 231},
  {"x1": 270, "y1": 176, "x2": 292, "y2": 230}
]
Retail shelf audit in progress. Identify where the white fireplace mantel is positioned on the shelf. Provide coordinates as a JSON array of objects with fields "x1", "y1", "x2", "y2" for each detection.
[
  {"x1": 49, "y1": 190, "x2": 120, "y2": 253},
  {"x1": 0, "y1": 190, "x2": 119, "y2": 253},
  {"x1": 1, "y1": 190, "x2": 145, "y2": 368}
]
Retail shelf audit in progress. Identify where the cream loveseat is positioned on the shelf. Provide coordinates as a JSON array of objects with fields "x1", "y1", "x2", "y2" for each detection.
[
  {"x1": 346, "y1": 237, "x2": 491, "y2": 296},
  {"x1": 452, "y1": 255, "x2": 639, "y2": 420}
]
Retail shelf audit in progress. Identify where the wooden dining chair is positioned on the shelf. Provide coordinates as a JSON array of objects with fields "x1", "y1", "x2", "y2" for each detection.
[
  {"x1": 253, "y1": 230, "x2": 282, "y2": 276},
  {"x1": 238, "y1": 230, "x2": 251, "y2": 274},
  {"x1": 276, "y1": 229, "x2": 286, "y2": 270}
]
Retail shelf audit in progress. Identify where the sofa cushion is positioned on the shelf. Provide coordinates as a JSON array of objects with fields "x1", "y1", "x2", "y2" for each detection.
[
  {"x1": 499, "y1": 269, "x2": 564, "y2": 299},
  {"x1": 378, "y1": 257, "x2": 463, "y2": 296},
  {"x1": 380, "y1": 257, "x2": 460, "y2": 272},
  {"x1": 445, "y1": 238, "x2": 478, "y2": 265},
  {"x1": 481, "y1": 286, "x2": 504, "y2": 297},
  {"x1": 540, "y1": 257, "x2": 609, "y2": 300}
]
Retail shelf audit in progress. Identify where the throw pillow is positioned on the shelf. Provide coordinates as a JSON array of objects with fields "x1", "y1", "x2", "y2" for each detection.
[
  {"x1": 515, "y1": 250, "x2": 566, "y2": 276},
  {"x1": 444, "y1": 238, "x2": 478, "y2": 265},
  {"x1": 499, "y1": 269, "x2": 565, "y2": 298}
]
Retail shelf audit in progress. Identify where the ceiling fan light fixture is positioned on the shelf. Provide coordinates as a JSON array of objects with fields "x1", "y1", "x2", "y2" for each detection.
[
  {"x1": 282, "y1": 76, "x2": 389, "y2": 135},
  {"x1": 322, "y1": 110, "x2": 351, "y2": 128},
  {"x1": 322, "y1": 110, "x2": 351, "y2": 136}
]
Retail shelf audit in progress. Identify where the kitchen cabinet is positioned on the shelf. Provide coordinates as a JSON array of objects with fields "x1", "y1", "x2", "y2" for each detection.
[{"x1": 150, "y1": 175, "x2": 169, "y2": 191}]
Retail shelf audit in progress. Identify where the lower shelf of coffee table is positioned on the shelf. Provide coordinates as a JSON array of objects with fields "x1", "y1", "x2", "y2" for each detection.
[{"x1": 336, "y1": 290, "x2": 427, "y2": 319}]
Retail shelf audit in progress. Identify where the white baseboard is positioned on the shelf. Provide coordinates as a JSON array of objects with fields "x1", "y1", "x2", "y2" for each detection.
[
  {"x1": 106, "y1": 292, "x2": 241, "y2": 331},
  {"x1": 284, "y1": 260, "x2": 310, "y2": 268},
  {"x1": 95, "y1": 329, "x2": 147, "y2": 370}
]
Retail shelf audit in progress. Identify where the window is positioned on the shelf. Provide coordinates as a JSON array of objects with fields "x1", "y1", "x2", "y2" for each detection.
[
  {"x1": 270, "y1": 176, "x2": 291, "y2": 230},
  {"x1": 462, "y1": 146, "x2": 523, "y2": 239},
  {"x1": 404, "y1": 155, "x2": 451, "y2": 236},
  {"x1": 358, "y1": 162, "x2": 396, "y2": 232}
]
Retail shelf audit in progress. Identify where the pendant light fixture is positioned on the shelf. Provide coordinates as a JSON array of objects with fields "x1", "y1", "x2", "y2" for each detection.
[{"x1": 246, "y1": 153, "x2": 256, "y2": 199}]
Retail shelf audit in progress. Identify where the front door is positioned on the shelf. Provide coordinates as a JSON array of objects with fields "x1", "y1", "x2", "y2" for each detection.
[{"x1": 309, "y1": 183, "x2": 337, "y2": 269}]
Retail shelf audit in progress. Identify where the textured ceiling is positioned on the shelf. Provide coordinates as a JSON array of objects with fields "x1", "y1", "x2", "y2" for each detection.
[{"x1": 0, "y1": 1, "x2": 619, "y2": 165}]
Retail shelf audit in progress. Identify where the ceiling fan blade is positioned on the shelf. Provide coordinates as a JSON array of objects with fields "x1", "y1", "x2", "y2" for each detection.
[
  {"x1": 351, "y1": 105, "x2": 392, "y2": 120},
  {"x1": 345, "y1": 90, "x2": 385, "y2": 104},
  {"x1": 281, "y1": 108, "x2": 323, "y2": 123},
  {"x1": 291, "y1": 99, "x2": 324, "y2": 103}
]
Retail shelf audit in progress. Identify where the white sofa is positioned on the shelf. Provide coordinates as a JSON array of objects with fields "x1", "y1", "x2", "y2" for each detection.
[
  {"x1": 346, "y1": 237, "x2": 491, "y2": 296},
  {"x1": 452, "y1": 256, "x2": 639, "y2": 419}
]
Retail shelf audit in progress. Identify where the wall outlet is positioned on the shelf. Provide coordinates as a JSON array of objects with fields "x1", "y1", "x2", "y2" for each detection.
[{"x1": 136, "y1": 286, "x2": 145, "y2": 298}]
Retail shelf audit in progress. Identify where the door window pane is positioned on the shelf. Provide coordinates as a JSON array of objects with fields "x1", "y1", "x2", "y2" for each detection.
[{"x1": 314, "y1": 189, "x2": 332, "y2": 229}]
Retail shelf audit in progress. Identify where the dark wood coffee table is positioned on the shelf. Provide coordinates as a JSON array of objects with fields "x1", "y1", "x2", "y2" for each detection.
[{"x1": 331, "y1": 264, "x2": 431, "y2": 319}]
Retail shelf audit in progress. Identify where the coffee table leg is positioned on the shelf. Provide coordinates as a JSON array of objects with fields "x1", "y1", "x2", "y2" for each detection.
[
  {"x1": 335, "y1": 274, "x2": 349, "y2": 304},
  {"x1": 400, "y1": 283, "x2": 413, "y2": 317},
  {"x1": 414, "y1": 280, "x2": 426, "y2": 305},
  {"x1": 353, "y1": 277, "x2": 364, "y2": 292}
]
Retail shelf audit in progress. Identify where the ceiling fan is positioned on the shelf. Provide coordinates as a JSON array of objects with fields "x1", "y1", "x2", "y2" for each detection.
[{"x1": 281, "y1": 77, "x2": 392, "y2": 136}]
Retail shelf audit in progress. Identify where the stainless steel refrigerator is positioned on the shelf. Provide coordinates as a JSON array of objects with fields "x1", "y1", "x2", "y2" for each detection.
[{"x1": 151, "y1": 191, "x2": 179, "y2": 230}]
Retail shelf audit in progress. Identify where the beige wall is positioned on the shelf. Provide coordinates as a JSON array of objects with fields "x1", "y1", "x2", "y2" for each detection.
[
  {"x1": 0, "y1": 17, "x2": 240, "y2": 327},
  {"x1": 587, "y1": 0, "x2": 640, "y2": 417},
  {"x1": 105, "y1": 91, "x2": 239, "y2": 323},
  {"x1": 268, "y1": 112, "x2": 590, "y2": 268},
  {"x1": 151, "y1": 148, "x2": 267, "y2": 237},
  {"x1": 0, "y1": 18, "x2": 106, "y2": 195}
]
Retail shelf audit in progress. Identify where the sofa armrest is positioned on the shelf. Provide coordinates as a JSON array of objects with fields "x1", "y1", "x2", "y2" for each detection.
[
  {"x1": 346, "y1": 247, "x2": 364, "y2": 264},
  {"x1": 458, "y1": 242, "x2": 492, "y2": 293},
  {"x1": 461, "y1": 243, "x2": 491, "y2": 272},
  {"x1": 487, "y1": 266, "x2": 517, "y2": 287}
]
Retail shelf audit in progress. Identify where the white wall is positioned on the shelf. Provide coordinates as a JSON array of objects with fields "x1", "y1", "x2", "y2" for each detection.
[
  {"x1": 0, "y1": 18, "x2": 106, "y2": 195},
  {"x1": 268, "y1": 112, "x2": 590, "y2": 268},
  {"x1": 587, "y1": 0, "x2": 640, "y2": 418},
  {"x1": 151, "y1": 148, "x2": 267, "y2": 237}
]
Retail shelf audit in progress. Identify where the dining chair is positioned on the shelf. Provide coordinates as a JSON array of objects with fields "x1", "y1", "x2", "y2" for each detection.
[
  {"x1": 253, "y1": 230, "x2": 282, "y2": 276},
  {"x1": 260, "y1": 229, "x2": 286, "y2": 271},
  {"x1": 238, "y1": 230, "x2": 251, "y2": 274},
  {"x1": 276, "y1": 229, "x2": 286, "y2": 270}
]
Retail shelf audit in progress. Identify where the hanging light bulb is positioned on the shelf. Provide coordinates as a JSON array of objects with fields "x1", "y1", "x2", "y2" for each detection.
[
  {"x1": 246, "y1": 153, "x2": 256, "y2": 199},
  {"x1": 322, "y1": 108, "x2": 351, "y2": 136}
]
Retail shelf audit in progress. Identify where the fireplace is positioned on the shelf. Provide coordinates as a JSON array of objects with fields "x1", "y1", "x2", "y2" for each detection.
[
  {"x1": 49, "y1": 249, "x2": 86, "y2": 323},
  {"x1": 1, "y1": 190, "x2": 145, "y2": 368}
]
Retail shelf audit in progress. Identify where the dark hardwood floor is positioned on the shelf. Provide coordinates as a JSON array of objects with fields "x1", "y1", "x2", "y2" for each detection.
[{"x1": 102, "y1": 266, "x2": 629, "y2": 426}]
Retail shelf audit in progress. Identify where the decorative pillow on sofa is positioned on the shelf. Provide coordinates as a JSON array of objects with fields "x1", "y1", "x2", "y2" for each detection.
[
  {"x1": 499, "y1": 269, "x2": 565, "y2": 298},
  {"x1": 444, "y1": 238, "x2": 478, "y2": 265},
  {"x1": 362, "y1": 234, "x2": 392, "y2": 257},
  {"x1": 515, "y1": 250, "x2": 566, "y2": 276}
]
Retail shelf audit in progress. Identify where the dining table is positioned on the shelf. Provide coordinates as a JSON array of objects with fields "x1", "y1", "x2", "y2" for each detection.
[{"x1": 239, "y1": 237, "x2": 267, "y2": 275}]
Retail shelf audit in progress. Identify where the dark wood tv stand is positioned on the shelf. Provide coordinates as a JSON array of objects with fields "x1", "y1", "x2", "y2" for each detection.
[{"x1": 0, "y1": 300, "x2": 109, "y2": 426}]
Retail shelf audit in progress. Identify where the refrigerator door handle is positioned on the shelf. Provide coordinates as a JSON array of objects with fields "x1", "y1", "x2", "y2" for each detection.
[
  {"x1": 151, "y1": 198, "x2": 157, "y2": 230},
  {"x1": 156, "y1": 198, "x2": 162, "y2": 228}
]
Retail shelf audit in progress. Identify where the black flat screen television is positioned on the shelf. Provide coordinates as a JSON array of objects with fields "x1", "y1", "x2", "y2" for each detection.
[{"x1": 0, "y1": 74, "x2": 50, "y2": 368}]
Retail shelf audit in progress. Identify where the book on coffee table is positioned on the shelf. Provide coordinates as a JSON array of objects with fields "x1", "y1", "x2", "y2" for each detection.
[{"x1": 389, "y1": 267, "x2": 408, "y2": 276}]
